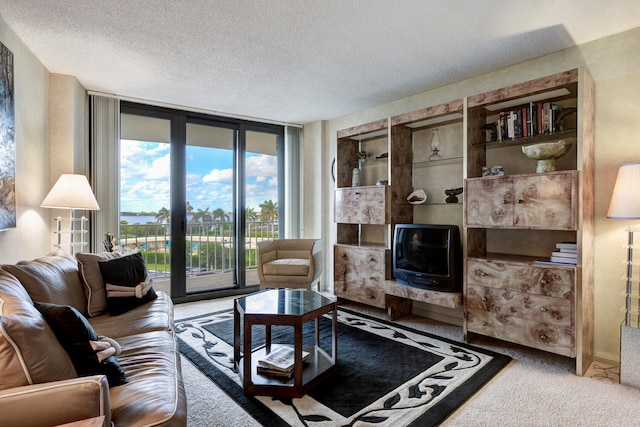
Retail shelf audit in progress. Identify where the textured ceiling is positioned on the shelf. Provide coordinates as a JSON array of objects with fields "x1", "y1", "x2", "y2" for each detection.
[{"x1": 0, "y1": 1, "x2": 639, "y2": 124}]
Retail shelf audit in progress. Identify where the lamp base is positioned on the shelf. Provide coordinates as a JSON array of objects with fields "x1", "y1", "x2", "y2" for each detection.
[{"x1": 620, "y1": 323, "x2": 640, "y2": 388}]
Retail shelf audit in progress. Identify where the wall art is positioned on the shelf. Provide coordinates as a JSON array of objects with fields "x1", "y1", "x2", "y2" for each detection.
[{"x1": 0, "y1": 41, "x2": 15, "y2": 231}]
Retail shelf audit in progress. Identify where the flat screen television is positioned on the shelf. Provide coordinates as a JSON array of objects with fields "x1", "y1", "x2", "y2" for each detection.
[{"x1": 393, "y1": 224, "x2": 462, "y2": 292}]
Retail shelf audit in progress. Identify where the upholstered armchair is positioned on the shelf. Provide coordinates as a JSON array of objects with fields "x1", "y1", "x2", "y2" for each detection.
[{"x1": 257, "y1": 239, "x2": 322, "y2": 290}]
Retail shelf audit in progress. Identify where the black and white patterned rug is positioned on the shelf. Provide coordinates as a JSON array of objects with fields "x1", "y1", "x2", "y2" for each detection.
[{"x1": 176, "y1": 307, "x2": 510, "y2": 427}]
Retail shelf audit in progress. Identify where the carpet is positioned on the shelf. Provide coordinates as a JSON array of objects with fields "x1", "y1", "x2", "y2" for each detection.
[{"x1": 176, "y1": 307, "x2": 510, "y2": 426}]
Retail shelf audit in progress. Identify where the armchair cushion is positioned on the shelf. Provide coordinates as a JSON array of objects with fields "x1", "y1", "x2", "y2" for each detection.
[
  {"x1": 262, "y1": 258, "x2": 310, "y2": 276},
  {"x1": 0, "y1": 271, "x2": 77, "y2": 390},
  {"x1": 2, "y1": 249, "x2": 87, "y2": 314}
]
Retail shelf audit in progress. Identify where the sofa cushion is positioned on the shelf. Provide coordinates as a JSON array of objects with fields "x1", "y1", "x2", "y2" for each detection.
[
  {"x1": 76, "y1": 251, "x2": 122, "y2": 317},
  {"x1": 262, "y1": 258, "x2": 310, "y2": 276},
  {"x1": 2, "y1": 249, "x2": 87, "y2": 314},
  {"x1": 99, "y1": 252, "x2": 157, "y2": 316},
  {"x1": 0, "y1": 270, "x2": 77, "y2": 390},
  {"x1": 109, "y1": 330, "x2": 186, "y2": 426},
  {"x1": 88, "y1": 291, "x2": 174, "y2": 339},
  {"x1": 35, "y1": 301, "x2": 128, "y2": 387}
]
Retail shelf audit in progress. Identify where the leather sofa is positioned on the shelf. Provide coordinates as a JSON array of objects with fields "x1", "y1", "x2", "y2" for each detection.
[{"x1": 0, "y1": 249, "x2": 187, "y2": 427}]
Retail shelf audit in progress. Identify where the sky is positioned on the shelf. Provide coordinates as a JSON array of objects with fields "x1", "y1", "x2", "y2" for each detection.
[{"x1": 120, "y1": 140, "x2": 278, "y2": 214}]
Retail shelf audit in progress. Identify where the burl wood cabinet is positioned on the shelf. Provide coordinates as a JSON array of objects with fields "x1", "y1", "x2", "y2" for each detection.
[
  {"x1": 463, "y1": 68, "x2": 594, "y2": 376},
  {"x1": 334, "y1": 244, "x2": 390, "y2": 308},
  {"x1": 334, "y1": 186, "x2": 390, "y2": 225},
  {"x1": 465, "y1": 258, "x2": 576, "y2": 357},
  {"x1": 465, "y1": 171, "x2": 577, "y2": 230}
]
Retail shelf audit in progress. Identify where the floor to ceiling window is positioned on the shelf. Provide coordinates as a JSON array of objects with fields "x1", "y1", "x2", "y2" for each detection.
[{"x1": 119, "y1": 102, "x2": 284, "y2": 302}]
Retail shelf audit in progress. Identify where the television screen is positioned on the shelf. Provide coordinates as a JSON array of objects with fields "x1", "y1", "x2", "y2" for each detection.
[
  {"x1": 395, "y1": 227, "x2": 449, "y2": 275},
  {"x1": 393, "y1": 224, "x2": 461, "y2": 292}
]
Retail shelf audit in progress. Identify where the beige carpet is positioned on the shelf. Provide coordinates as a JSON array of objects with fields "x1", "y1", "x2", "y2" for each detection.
[{"x1": 175, "y1": 296, "x2": 640, "y2": 426}]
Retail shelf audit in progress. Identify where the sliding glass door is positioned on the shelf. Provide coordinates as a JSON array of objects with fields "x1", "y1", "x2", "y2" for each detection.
[
  {"x1": 185, "y1": 122, "x2": 236, "y2": 293},
  {"x1": 119, "y1": 102, "x2": 284, "y2": 301},
  {"x1": 244, "y1": 130, "x2": 282, "y2": 287}
]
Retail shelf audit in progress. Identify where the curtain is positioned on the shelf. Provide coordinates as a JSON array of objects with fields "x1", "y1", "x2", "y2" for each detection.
[
  {"x1": 89, "y1": 95, "x2": 120, "y2": 253},
  {"x1": 284, "y1": 125, "x2": 302, "y2": 238}
]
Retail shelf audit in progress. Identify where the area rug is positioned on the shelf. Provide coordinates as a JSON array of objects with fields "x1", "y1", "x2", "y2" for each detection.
[{"x1": 176, "y1": 307, "x2": 511, "y2": 426}]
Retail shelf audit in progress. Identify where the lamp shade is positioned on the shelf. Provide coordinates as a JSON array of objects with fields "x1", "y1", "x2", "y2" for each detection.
[
  {"x1": 607, "y1": 162, "x2": 640, "y2": 219},
  {"x1": 41, "y1": 174, "x2": 100, "y2": 210}
]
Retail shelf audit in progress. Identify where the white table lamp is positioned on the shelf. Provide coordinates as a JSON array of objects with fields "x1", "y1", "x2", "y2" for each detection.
[
  {"x1": 607, "y1": 162, "x2": 640, "y2": 388},
  {"x1": 607, "y1": 162, "x2": 640, "y2": 327},
  {"x1": 41, "y1": 174, "x2": 100, "y2": 253}
]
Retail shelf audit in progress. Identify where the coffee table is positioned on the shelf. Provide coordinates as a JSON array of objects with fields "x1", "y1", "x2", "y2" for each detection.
[{"x1": 233, "y1": 289, "x2": 337, "y2": 397}]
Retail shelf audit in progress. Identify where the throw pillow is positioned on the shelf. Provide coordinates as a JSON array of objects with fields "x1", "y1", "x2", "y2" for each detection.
[
  {"x1": 0, "y1": 271, "x2": 77, "y2": 390},
  {"x1": 99, "y1": 252, "x2": 157, "y2": 315},
  {"x1": 34, "y1": 301, "x2": 128, "y2": 387},
  {"x1": 2, "y1": 249, "x2": 87, "y2": 314},
  {"x1": 76, "y1": 251, "x2": 123, "y2": 317}
]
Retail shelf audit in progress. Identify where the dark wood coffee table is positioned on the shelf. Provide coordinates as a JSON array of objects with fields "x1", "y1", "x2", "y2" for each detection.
[{"x1": 233, "y1": 289, "x2": 337, "y2": 397}]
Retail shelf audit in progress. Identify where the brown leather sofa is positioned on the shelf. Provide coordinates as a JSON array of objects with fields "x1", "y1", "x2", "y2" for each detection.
[{"x1": 0, "y1": 250, "x2": 186, "y2": 427}]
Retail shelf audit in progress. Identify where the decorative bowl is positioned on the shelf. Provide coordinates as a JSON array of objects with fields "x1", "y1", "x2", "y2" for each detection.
[
  {"x1": 522, "y1": 140, "x2": 572, "y2": 173},
  {"x1": 407, "y1": 189, "x2": 427, "y2": 204}
]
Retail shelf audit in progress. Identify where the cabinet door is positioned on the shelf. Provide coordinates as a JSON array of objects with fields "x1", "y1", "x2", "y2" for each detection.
[
  {"x1": 465, "y1": 177, "x2": 513, "y2": 227},
  {"x1": 513, "y1": 172, "x2": 576, "y2": 230},
  {"x1": 334, "y1": 187, "x2": 388, "y2": 224}
]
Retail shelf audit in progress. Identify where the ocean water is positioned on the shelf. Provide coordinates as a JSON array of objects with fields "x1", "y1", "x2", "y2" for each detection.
[{"x1": 120, "y1": 215, "x2": 159, "y2": 224}]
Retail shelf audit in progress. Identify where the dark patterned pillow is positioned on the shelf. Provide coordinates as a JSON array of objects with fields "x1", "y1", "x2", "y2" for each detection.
[
  {"x1": 34, "y1": 302, "x2": 127, "y2": 387},
  {"x1": 98, "y1": 252, "x2": 157, "y2": 315}
]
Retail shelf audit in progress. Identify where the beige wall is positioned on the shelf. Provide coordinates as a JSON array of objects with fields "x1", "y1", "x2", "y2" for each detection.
[
  {"x1": 0, "y1": 17, "x2": 88, "y2": 261},
  {"x1": 310, "y1": 26, "x2": 640, "y2": 362},
  {"x1": 47, "y1": 73, "x2": 89, "y2": 250},
  {"x1": 0, "y1": 17, "x2": 52, "y2": 262}
]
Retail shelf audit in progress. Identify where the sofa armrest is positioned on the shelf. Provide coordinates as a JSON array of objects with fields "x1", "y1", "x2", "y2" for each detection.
[{"x1": 0, "y1": 375, "x2": 111, "y2": 427}]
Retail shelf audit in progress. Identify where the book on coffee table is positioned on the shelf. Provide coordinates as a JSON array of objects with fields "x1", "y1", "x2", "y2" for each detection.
[{"x1": 257, "y1": 345, "x2": 310, "y2": 378}]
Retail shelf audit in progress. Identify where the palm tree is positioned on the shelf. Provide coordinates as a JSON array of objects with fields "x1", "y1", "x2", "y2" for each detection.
[
  {"x1": 193, "y1": 207, "x2": 211, "y2": 223},
  {"x1": 186, "y1": 201, "x2": 193, "y2": 217},
  {"x1": 246, "y1": 207, "x2": 258, "y2": 222},
  {"x1": 155, "y1": 207, "x2": 170, "y2": 224},
  {"x1": 212, "y1": 208, "x2": 230, "y2": 223},
  {"x1": 259, "y1": 199, "x2": 278, "y2": 238}
]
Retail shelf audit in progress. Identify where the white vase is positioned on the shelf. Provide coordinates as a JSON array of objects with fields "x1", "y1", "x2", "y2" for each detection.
[{"x1": 352, "y1": 167, "x2": 361, "y2": 187}]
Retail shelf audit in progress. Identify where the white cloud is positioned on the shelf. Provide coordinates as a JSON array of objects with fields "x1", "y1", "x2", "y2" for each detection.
[{"x1": 203, "y1": 168, "x2": 233, "y2": 183}]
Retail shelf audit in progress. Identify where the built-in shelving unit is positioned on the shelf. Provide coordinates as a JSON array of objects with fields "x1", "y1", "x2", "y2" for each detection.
[
  {"x1": 463, "y1": 69, "x2": 594, "y2": 376},
  {"x1": 333, "y1": 69, "x2": 594, "y2": 374}
]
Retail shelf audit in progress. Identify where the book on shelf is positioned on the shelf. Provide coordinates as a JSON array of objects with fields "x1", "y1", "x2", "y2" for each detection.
[
  {"x1": 549, "y1": 256, "x2": 577, "y2": 265},
  {"x1": 257, "y1": 345, "x2": 310, "y2": 377},
  {"x1": 256, "y1": 365, "x2": 295, "y2": 378},
  {"x1": 534, "y1": 258, "x2": 577, "y2": 266},
  {"x1": 555, "y1": 242, "x2": 577, "y2": 251},
  {"x1": 550, "y1": 257, "x2": 577, "y2": 264},
  {"x1": 550, "y1": 251, "x2": 577, "y2": 259}
]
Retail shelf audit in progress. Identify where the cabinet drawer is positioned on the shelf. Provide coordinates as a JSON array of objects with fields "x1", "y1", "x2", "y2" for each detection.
[
  {"x1": 466, "y1": 284, "x2": 572, "y2": 327},
  {"x1": 334, "y1": 246, "x2": 390, "y2": 280},
  {"x1": 334, "y1": 280, "x2": 386, "y2": 308},
  {"x1": 466, "y1": 309, "x2": 574, "y2": 357},
  {"x1": 465, "y1": 259, "x2": 574, "y2": 299},
  {"x1": 334, "y1": 186, "x2": 390, "y2": 224}
]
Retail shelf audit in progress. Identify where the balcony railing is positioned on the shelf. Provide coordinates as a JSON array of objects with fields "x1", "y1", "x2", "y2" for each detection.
[{"x1": 118, "y1": 220, "x2": 278, "y2": 280}]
